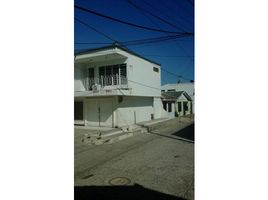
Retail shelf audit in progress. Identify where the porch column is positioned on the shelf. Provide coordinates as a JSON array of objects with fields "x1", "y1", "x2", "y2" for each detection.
[
  {"x1": 181, "y1": 101, "x2": 184, "y2": 116},
  {"x1": 166, "y1": 102, "x2": 169, "y2": 112},
  {"x1": 172, "y1": 103, "x2": 175, "y2": 114},
  {"x1": 188, "y1": 101, "x2": 191, "y2": 114}
]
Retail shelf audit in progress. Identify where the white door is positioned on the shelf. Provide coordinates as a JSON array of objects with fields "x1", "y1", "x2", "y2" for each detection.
[{"x1": 86, "y1": 98, "x2": 113, "y2": 127}]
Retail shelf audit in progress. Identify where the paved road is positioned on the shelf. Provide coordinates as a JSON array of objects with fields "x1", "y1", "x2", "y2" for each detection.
[{"x1": 75, "y1": 121, "x2": 194, "y2": 200}]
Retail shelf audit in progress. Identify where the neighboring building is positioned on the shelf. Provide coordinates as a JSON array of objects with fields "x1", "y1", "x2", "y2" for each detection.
[
  {"x1": 74, "y1": 44, "x2": 170, "y2": 128},
  {"x1": 162, "y1": 91, "x2": 192, "y2": 117},
  {"x1": 161, "y1": 82, "x2": 195, "y2": 113}
]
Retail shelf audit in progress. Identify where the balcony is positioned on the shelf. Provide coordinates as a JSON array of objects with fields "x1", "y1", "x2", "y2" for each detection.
[{"x1": 83, "y1": 75, "x2": 128, "y2": 91}]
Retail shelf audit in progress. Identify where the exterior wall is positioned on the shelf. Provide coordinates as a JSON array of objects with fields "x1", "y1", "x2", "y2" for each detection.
[
  {"x1": 162, "y1": 100, "x2": 175, "y2": 118},
  {"x1": 83, "y1": 97, "x2": 116, "y2": 127},
  {"x1": 74, "y1": 58, "x2": 127, "y2": 92},
  {"x1": 75, "y1": 47, "x2": 161, "y2": 98},
  {"x1": 175, "y1": 95, "x2": 192, "y2": 116},
  {"x1": 153, "y1": 97, "x2": 165, "y2": 119},
  {"x1": 75, "y1": 95, "x2": 172, "y2": 128},
  {"x1": 115, "y1": 96, "x2": 154, "y2": 127},
  {"x1": 162, "y1": 83, "x2": 195, "y2": 113},
  {"x1": 74, "y1": 47, "x2": 169, "y2": 128},
  {"x1": 74, "y1": 66, "x2": 86, "y2": 91},
  {"x1": 125, "y1": 53, "x2": 161, "y2": 97}
]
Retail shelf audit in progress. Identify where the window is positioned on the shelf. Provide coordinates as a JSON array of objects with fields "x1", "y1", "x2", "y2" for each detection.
[
  {"x1": 99, "y1": 67, "x2": 105, "y2": 77},
  {"x1": 167, "y1": 89, "x2": 175, "y2": 92},
  {"x1": 74, "y1": 101, "x2": 83, "y2": 120},
  {"x1": 98, "y1": 64, "x2": 127, "y2": 86},
  {"x1": 120, "y1": 64, "x2": 127, "y2": 77},
  {"x1": 153, "y1": 67, "x2": 159, "y2": 72},
  {"x1": 106, "y1": 66, "x2": 112, "y2": 85},
  {"x1": 161, "y1": 90, "x2": 165, "y2": 92},
  {"x1": 113, "y1": 65, "x2": 119, "y2": 85}
]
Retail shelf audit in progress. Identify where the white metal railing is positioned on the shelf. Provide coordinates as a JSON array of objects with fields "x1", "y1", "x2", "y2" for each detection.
[{"x1": 83, "y1": 75, "x2": 128, "y2": 91}]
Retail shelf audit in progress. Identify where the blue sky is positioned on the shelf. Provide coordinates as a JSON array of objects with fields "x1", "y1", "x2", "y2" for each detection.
[{"x1": 74, "y1": 0, "x2": 194, "y2": 85}]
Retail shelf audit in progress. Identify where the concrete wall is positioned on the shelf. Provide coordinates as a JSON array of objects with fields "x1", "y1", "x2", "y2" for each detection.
[
  {"x1": 120, "y1": 49, "x2": 161, "y2": 97},
  {"x1": 75, "y1": 48, "x2": 162, "y2": 98},
  {"x1": 115, "y1": 96, "x2": 154, "y2": 127},
  {"x1": 74, "y1": 67, "x2": 86, "y2": 91},
  {"x1": 75, "y1": 95, "x2": 172, "y2": 128}
]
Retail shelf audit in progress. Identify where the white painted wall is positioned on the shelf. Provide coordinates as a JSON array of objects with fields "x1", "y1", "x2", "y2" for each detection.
[
  {"x1": 162, "y1": 83, "x2": 195, "y2": 113},
  {"x1": 75, "y1": 47, "x2": 162, "y2": 98},
  {"x1": 84, "y1": 97, "x2": 115, "y2": 127},
  {"x1": 114, "y1": 96, "x2": 154, "y2": 127},
  {"x1": 74, "y1": 47, "x2": 170, "y2": 127},
  {"x1": 119, "y1": 49, "x2": 161, "y2": 97},
  {"x1": 74, "y1": 67, "x2": 85, "y2": 91}
]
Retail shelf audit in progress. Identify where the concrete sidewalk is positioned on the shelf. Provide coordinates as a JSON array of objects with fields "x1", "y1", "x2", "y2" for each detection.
[
  {"x1": 139, "y1": 115, "x2": 194, "y2": 132},
  {"x1": 74, "y1": 115, "x2": 194, "y2": 145}
]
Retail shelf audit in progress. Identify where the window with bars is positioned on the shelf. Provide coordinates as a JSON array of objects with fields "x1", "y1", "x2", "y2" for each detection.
[{"x1": 98, "y1": 64, "x2": 127, "y2": 85}]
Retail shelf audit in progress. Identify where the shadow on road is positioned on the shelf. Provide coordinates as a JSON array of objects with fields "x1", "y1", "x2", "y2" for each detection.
[
  {"x1": 75, "y1": 184, "x2": 186, "y2": 200},
  {"x1": 172, "y1": 124, "x2": 194, "y2": 142},
  {"x1": 149, "y1": 123, "x2": 194, "y2": 143}
]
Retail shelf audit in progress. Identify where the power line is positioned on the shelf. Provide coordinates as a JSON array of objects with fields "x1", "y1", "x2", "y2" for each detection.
[
  {"x1": 122, "y1": 0, "x2": 193, "y2": 80},
  {"x1": 124, "y1": 34, "x2": 191, "y2": 46},
  {"x1": 161, "y1": 67, "x2": 193, "y2": 81},
  {"x1": 122, "y1": 0, "x2": 193, "y2": 71},
  {"x1": 141, "y1": 0, "x2": 192, "y2": 31},
  {"x1": 74, "y1": 5, "x2": 192, "y2": 35},
  {"x1": 180, "y1": 59, "x2": 194, "y2": 76},
  {"x1": 162, "y1": 0, "x2": 194, "y2": 22},
  {"x1": 74, "y1": 48, "x2": 192, "y2": 58},
  {"x1": 124, "y1": 0, "x2": 161, "y2": 30},
  {"x1": 161, "y1": 68, "x2": 181, "y2": 78},
  {"x1": 75, "y1": 17, "x2": 117, "y2": 42},
  {"x1": 75, "y1": 33, "x2": 192, "y2": 47},
  {"x1": 127, "y1": 78, "x2": 192, "y2": 100},
  {"x1": 126, "y1": 0, "x2": 186, "y2": 32},
  {"x1": 127, "y1": 79, "x2": 162, "y2": 91}
]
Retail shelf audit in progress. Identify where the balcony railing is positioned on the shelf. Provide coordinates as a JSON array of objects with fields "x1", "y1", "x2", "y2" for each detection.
[{"x1": 83, "y1": 75, "x2": 128, "y2": 91}]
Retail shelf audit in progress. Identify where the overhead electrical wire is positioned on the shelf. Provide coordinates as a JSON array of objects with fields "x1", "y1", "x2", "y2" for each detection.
[
  {"x1": 75, "y1": 35, "x2": 188, "y2": 47},
  {"x1": 74, "y1": 4, "x2": 194, "y2": 83},
  {"x1": 74, "y1": 18, "x2": 192, "y2": 47},
  {"x1": 124, "y1": 0, "x2": 193, "y2": 81},
  {"x1": 75, "y1": 17, "x2": 118, "y2": 42},
  {"x1": 123, "y1": 0, "x2": 160, "y2": 30},
  {"x1": 74, "y1": 5, "x2": 193, "y2": 35},
  {"x1": 140, "y1": 0, "x2": 192, "y2": 31},
  {"x1": 125, "y1": 0, "x2": 185, "y2": 32}
]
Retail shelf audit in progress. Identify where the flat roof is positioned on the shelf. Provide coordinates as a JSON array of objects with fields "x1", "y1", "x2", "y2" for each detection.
[{"x1": 75, "y1": 43, "x2": 161, "y2": 66}]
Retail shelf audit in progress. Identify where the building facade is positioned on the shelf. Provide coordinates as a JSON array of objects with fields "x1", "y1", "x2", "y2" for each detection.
[
  {"x1": 162, "y1": 91, "x2": 192, "y2": 117},
  {"x1": 74, "y1": 44, "x2": 170, "y2": 128},
  {"x1": 161, "y1": 82, "x2": 195, "y2": 113}
]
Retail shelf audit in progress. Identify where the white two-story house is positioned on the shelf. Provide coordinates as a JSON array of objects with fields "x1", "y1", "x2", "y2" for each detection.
[{"x1": 74, "y1": 44, "x2": 170, "y2": 128}]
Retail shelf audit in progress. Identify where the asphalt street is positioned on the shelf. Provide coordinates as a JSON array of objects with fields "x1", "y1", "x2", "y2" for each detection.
[{"x1": 74, "y1": 121, "x2": 194, "y2": 200}]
